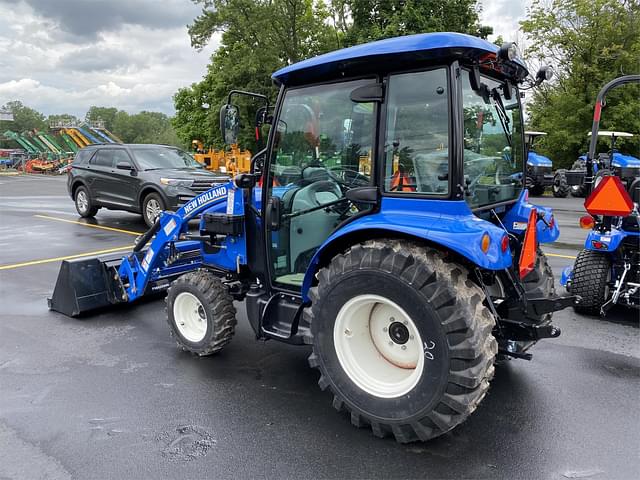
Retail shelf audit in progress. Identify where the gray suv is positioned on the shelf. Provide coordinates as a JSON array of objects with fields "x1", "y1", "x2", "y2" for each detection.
[{"x1": 67, "y1": 144, "x2": 228, "y2": 227}]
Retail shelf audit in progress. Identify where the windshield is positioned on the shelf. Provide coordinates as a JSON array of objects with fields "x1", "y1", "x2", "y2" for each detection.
[
  {"x1": 462, "y1": 70, "x2": 524, "y2": 208},
  {"x1": 132, "y1": 147, "x2": 203, "y2": 170}
]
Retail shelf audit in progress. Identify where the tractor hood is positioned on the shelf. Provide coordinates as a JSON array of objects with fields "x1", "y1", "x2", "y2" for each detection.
[
  {"x1": 611, "y1": 152, "x2": 640, "y2": 168},
  {"x1": 527, "y1": 151, "x2": 553, "y2": 167}
]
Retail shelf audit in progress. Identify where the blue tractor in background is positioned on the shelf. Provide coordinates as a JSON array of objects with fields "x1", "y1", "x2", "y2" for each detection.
[
  {"x1": 564, "y1": 131, "x2": 640, "y2": 198},
  {"x1": 562, "y1": 75, "x2": 640, "y2": 315},
  {"x1": 50, "y1": 33, "x2": 577, "y2": 443},
  {"x1": 524, "y1": 131, "x2": 562, "y2": 196}
]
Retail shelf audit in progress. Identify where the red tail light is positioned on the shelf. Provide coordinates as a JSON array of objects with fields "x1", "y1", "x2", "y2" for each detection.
[
  {"x1": 519, "y1": 208, "x2": 538, "y2": 279},
  {"x1": 584, "y1": 176, "x2": 633, "y2": 217},
  {"x1": 579, "y1": 215, "x2": 595, "y2": 229},
  {"x1": 501, "y1": 234, "x2": 510, "y2": 253}
]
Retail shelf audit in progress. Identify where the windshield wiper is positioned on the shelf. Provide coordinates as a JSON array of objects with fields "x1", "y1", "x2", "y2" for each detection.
[{"x1": 491, "y1": 88, "x2": 512, "y2": 148}]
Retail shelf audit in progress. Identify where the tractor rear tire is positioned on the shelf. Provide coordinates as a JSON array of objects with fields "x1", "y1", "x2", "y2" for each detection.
[
  {"x1": 552, "y1": 170, "x2": 570, "y2": 198},
  {"x1": 522, "y1": 248, "x2": 556, "y2": 323},
  {"x1": 166, "y1": 270, "x2": 236, "y2": 355},
  {"x1": 304, "y1": 240, "x2": 497, "y2": 443},
  {"x1": 570, "y1": 250, "x2": 611, "y2": 316}
]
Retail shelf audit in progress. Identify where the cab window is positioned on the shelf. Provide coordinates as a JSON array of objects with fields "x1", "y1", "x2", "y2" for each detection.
[{"x1": 383, "y1": 68, "x2": 449, "y2": 194}]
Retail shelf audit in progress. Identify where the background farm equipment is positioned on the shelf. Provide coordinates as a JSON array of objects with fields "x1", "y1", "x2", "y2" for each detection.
[
  {"x1": 524, "y1": 131, "x2": 559, "y2": 196},
  {"x1": 561, "y1": 75, "x2": 640, "y2": 315}
]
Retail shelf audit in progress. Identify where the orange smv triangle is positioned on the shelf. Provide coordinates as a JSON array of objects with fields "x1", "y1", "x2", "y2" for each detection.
[
  {"x1": 584, "y1": 176, "x2": 634, "y2": 217},
  {"x1": 519, "y1": 208, "x2": 538, "y2": 279}
]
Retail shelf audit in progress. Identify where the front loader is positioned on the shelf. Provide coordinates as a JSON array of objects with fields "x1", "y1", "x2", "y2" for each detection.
[{"x1": 50, "y1": 32, "x2": 578, "y2": 443}]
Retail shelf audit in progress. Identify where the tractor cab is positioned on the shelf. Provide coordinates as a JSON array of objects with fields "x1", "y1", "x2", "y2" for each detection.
[{"x1": 524, "y1": 131, "x2": 555, "y2": 196}]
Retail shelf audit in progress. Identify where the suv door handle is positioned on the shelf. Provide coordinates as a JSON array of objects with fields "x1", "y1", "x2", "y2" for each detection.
[{"x1": 265, "y1": 196, "x2": 281, "y2": 231}]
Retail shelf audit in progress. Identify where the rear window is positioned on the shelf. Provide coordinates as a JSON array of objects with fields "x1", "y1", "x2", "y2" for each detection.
[{"x1": 74, "y1": 149, "x2": 94, "y2": 165}]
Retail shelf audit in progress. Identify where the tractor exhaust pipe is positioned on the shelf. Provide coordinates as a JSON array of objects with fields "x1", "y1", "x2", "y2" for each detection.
[{"x1": 48, "y1": 256, "x2": 125, "y2": 317}]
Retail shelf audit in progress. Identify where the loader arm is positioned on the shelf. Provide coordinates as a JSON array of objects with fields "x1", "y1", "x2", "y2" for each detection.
[{"x1": 117, "y1": 180, "x2": 243, "y2": 302}]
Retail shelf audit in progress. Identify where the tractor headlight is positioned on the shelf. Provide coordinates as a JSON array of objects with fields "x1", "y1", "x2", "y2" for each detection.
[
  {"x1": 498, "y1": 42, "x2": 519, "y2": 61},
  {"x1": 160, "y1": 178, "x2": 193, "y2": 188}
]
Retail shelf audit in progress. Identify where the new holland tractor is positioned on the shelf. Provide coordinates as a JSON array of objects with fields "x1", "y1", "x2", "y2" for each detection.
[
  {"x1": 49, "y1": 33, "x2": 577, "y2": 443},
  {"x1": 561, "y1": 75, "x2": 640, "y2": 315},
  {"x1": 524, "y1": 131, "x2": 561, "y2": 196}
]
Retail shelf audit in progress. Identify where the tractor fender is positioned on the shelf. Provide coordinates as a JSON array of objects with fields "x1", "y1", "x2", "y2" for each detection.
[
  {"x1": 584, "y1": 228, "x2": 629, "y2": 252},
  {"x1": 502, "y1": 189, "x2": 560, "y2": 244},
  {"x1": 301, "y1": 197, "x2": 512, "y2": 301}
]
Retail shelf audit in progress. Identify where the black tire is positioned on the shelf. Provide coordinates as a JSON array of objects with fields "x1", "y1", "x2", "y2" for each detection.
[
  {"x1": 522, "y1": 248, "x2": 556, "y2": 323},
  {"x1": 304, "y1": 240, "x2": 497, "y2": 443},
  {"x1": 525, "y1": 176, "x2": 545, "y2": 196},
  {"x1": 552, "y1": 170, "x2": 570, "y2": 198},
  {"x1": 570, "y1": 250, "x2": 611, "y2": 315},
  {"x1": 593, "y1": 169, "x2": 612, "y2": 190},
  {"x1": 166, "y1": 270, "x2": 237, "y2": 355},
  {"x1": 74, "y1": 185, "x2": 99, "y2": 218},
  {"x1": 142, "y1": 192, "x2": 165, "y2": 228}
]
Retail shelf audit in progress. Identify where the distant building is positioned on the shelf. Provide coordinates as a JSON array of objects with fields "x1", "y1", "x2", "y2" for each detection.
[{"x1": 0, "y1": 110, "x2": 14, "y2": 121}]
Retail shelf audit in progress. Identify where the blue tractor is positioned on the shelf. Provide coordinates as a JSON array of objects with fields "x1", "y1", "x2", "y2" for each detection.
[
  {"x1": 524, "y1": 131, "x2": 560, "y2": 196},
  {"x1": 49, "y1": 33, "x2": 577, "y2": 442},
  {"x1": 564, "y1": 131, "x2": 640, "y2": 197},
  {"x1": 562, "y1": 75, "x2": 640, "y2": 315}
]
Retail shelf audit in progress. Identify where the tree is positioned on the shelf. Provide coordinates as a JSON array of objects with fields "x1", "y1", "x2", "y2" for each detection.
[
  {"x1": 521, "y1": 0, "x2": 640, "y2": 168},
  {"x1": 85, "y1": 107, "x2": 118, "y2": 131},
  {"x1": 0, "y1": 101, "x2": 47, "y2": 134},
  {"x1": 175, "y1": 0, "x2": 491, "y2": 149}
]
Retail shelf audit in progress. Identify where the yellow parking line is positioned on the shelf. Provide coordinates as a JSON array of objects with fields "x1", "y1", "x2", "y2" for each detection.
[
  {"x1": 0, "y1": 245, "x2": 132, "y2": 271},
  {"x1": 34, "y1": 214, "x2": 143, "y2": 236},
  {"x1": 545, "y1": 252, "x2": 577, "y2": 260}
]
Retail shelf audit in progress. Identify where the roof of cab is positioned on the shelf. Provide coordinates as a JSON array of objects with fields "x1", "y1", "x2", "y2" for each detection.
[{"x1": 272, "y1": 32, "x2": 528, "y2": 86}]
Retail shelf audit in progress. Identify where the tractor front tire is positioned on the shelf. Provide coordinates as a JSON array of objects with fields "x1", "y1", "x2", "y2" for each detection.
[
  {"x1": 305, "y1": 240, "x2": 497, "y2": 443},
  {"x1": 570, "y1": 250, "x2": 611, "y2": 316},
  {"x1": 166, "y1": 270, "x2": 237, "y2": 355},
  {"x1": 552, "y1": 170, "x2": 570, "y2": 198},
  {"x1": 525, "y1": 176, "x2": 545, "y2": 196}
]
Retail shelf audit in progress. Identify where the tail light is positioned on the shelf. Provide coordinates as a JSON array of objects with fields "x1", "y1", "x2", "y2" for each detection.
[
  {"x1": 501, "y1": 234, "x2": 510, "y2": 253},
  {"x1": 579, "y1": 215, "x2": 595, "y2": 229},
  {"x1": 519, "y1": 208, "x2": 538, "y2": 279}
]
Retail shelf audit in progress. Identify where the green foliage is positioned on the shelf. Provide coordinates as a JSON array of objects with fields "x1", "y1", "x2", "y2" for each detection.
[
  {"x1": 0, "y1": 100, "x2": 47, "y2": 134},
  {"x1": 174, "y1": 0, "x2": 490, "y2": 150},
  {"x1": 521, "y1": 0, "x2": 640, "y2": 168},
  {"x1": 113, "y1": 110, "x2": 182, "y2": 146},
  {"x1": 85, "y1": 106, "x2": 118, "y2": 131}
]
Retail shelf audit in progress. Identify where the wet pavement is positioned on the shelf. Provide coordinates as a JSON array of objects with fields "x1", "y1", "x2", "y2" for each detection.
[{"x1": 0, "y1": 175, "x2": 638, "y2": 479}]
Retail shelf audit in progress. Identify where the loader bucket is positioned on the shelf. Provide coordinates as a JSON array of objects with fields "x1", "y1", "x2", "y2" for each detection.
[{"x1": 48, "y1": 257, "x2": 124, "y2": 317}]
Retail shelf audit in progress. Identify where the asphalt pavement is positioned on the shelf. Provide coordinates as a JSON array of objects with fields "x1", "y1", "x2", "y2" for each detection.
[{"x1": 0, "y1": 174, "x2": 638, "y2": 479}]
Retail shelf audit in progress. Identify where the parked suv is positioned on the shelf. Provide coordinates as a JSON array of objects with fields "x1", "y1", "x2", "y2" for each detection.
[{"x1": 67, "y1": 144, "x2": 228, "y2": 227}]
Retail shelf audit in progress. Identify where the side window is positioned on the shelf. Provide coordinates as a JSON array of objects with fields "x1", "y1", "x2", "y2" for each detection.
[
  {"x1": 383, "y1": 69, "x2": 449, "y2": 194},
  {"x1": 74, "y1": 149, "x2": 93, "y2": 165},
  {"x1": 111, "y1": 150, "x2": 132, "y2": 166},
  {"x1": 91, "y1": 150, "x2": 114, "y2": 168}
]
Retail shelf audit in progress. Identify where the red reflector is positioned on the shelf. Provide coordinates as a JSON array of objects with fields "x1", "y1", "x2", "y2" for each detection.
[
  {"x1": 591, "y1": 240, "x2": 607, "y2": 250},
  {"x1": 501, "y1": 235, "x2": 509, "y2": 253},
  {"x1": 549, "y1": 215, "x2": 555, "y2": 229},
  {"x1": 584, "y1": 176, "x2": 634, "y2": 216},
  {"x1": 579, "y1": 214, "x2": 595, "y2": 229},
  {"x1": 519, "y1": 208, "x2": 538, "y2": 279}
]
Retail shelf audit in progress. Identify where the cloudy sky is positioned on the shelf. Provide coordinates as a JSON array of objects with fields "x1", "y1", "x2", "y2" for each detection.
[{"x1": 0, "y1": 0, "x2": 530, "y2": 118}]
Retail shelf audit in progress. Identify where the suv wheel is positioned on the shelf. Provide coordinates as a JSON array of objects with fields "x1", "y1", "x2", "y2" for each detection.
[
  {"x1": 142, "y1": 192, "x2": 165, "y2": 227},
  {"x1": 74, "y1": 186, "x2": 99, "y2": 218}
]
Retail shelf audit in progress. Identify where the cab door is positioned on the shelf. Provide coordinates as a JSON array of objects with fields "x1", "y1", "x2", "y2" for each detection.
[{"x1": 263, "y1": 79, "x2": 377, "y2": 290}]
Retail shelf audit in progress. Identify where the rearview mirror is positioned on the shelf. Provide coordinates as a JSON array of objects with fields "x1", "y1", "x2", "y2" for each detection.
[{"x1": 220, "y1": 104, "x2": 240, "y2": 145}]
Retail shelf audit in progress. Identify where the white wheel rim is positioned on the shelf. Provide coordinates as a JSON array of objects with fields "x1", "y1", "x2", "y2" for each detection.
[
  {"x1": 146, "y1": 198, "x2": 161, "y2": 223},
  {"x1": 76, "y1": 191, "x2": 88, "y2": 212},
  {"x1": 334, "y1": 294, "x2": 425, "y2": 398},
  {"x1": 173, "y1": 292, "x2": 207, "y2": 343}
]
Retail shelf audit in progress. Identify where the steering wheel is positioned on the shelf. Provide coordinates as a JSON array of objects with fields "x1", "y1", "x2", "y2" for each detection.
[{"x1": 327, "y1": 165, "x2": 369, "y2": 188}]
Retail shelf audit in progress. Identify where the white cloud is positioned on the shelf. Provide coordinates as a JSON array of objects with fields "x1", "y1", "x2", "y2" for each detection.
[
  {"x1": 479, "y1": 0, "x2": 533, "y2": 46},
  {"x1": 0, "y1": 0, "x2": 220, "y2": 117}
]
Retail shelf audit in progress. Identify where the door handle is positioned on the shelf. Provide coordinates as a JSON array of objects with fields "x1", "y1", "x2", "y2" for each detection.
[{"x1": 265, "y1": 196, "x2": 281, "y2": 231}]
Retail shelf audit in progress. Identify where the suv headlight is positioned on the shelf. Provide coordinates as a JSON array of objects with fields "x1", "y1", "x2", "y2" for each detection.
[{"x1": 160, "y1": 178, "x2": 193, "y2": 187}]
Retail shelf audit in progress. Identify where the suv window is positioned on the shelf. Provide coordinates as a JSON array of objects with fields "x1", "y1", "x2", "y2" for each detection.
[
  {"x1": 111, "y1": 149, "x2": 133, "y2": 167},
  {"x1": 74, "y1": 149, "x2": 94, "y2": 165},
  {"x1": 383, "y1": 68, "x2": 449, "y2": 194},
  {"x1": 91, "y1": 150, "x2": 115, "y2": 168}
]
